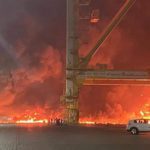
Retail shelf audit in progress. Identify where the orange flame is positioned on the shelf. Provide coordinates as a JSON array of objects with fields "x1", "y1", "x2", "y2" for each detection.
[{"x1": 11, "y1": 108, "x2": 63, "y2": 126}]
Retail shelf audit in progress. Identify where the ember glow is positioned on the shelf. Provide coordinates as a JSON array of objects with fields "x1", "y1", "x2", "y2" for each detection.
[
  {"x1": 16, "y1": 119, "x2": 48, "y2": 124},
  {"x1": 79, "y1": 103, "x2": 150, "y2": 125},
  {"x1": 79, "y1": 121, "x2": 96, "y2": 125},
  {"x1": 12, "y1": 108, "x2": 63, "y2": 125},
  {"x1": 140, "y1": 104, "x2": 150, "y2": 120}
]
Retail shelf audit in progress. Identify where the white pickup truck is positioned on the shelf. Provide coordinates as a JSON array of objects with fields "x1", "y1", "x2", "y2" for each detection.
[{"x1": 126, "y1": 119, "x2": 150, "y2": 135}]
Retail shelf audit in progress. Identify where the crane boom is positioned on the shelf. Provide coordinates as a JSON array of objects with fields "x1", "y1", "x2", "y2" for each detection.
[{"x1": 79, "y1": 0, "x2": 136, "y2": 68}]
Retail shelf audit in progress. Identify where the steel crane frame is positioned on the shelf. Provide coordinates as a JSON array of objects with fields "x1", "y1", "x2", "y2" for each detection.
[{"x1": 64, "y1": 0, "x2": 150, "y2": 124}]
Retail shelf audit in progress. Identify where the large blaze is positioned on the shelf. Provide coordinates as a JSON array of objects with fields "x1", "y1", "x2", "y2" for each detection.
[
  {"x1": 14, "y1": 108, "x2": 62, "y2": 125},
  {"x1": 0, "y1": 0, "x2": 150, "y2": 125},
  {"x1": 79, "y1": 86, "x2": 150, "y2": 124}
]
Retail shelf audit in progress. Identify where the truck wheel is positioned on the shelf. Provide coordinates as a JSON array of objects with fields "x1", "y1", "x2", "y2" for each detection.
[{"x1": 130, "y1": 127, "x2": 139, "y2": 135}]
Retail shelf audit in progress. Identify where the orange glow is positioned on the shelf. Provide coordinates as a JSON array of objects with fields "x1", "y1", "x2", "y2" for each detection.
[
  {"x1": 79, "y1": 103, "x2": 150, "y2": 125},
  {"x1": 90, "y1": 18, "x2": 99, "y2": 23},
  {"x1": 79, "y1": 117, "x2": 126, "y2": 125},
  {"x1": 140, "y1": 111, "x2": 144, "y2": 116},
  {"x1": 11, "y1": 108, "x2": 63, "y2": 126},
  {"x1": 0, "y1": 0, "x2": 149, "y2": 128},
  {"x1": 79, "y1": 121, "x2": 96, "y2": 125},
  {"x1": 143, "y1": 116, "x2": 150, "y2": 120},
  {"x1": 16, "y1": 119, "x2": 48, "y2": 124},
  {"x1": 1, "y1": 102, "x2": 150, "y2": 125},
  {"x1": 140, "y1": 104, "x2": 150, "y2": 119},
  {"x1": 90, "y1": 9, "x2": 100, "y2": 23}
]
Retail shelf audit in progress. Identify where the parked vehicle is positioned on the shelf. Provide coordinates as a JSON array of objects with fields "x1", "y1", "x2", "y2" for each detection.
[{"x1": 126, "y1": 119, "x2": 150, "y2": 135}]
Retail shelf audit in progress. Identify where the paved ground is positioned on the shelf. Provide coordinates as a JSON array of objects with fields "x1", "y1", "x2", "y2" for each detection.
[{"x1": 0, "y1": 124, "x2": 150, "y2": 150}]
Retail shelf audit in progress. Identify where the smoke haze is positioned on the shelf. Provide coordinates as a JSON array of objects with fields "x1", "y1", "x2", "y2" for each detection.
[{"x1": 0, "y1": 0, "x2": 150, "y2": 122}]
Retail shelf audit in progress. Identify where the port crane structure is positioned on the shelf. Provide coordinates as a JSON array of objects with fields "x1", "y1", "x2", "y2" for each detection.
[{"x1": 64, "y1": 0, "x2": 150, "y2": 124}]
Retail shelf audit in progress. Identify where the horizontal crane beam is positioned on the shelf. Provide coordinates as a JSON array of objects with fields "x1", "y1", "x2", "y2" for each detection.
[
  {"x1": 77, "y1": 70, "x2": 150, "y2": 85},
  {"x1": 78, "y1": 70, "x2": 150, "y2": 79},
  {"x1": 83, "y1": 79, "x2": 150, "y2": 86}
]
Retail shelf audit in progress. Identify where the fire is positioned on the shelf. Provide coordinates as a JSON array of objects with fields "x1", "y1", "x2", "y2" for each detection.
[
  {"x1": 12, "y1": 108, "x2": 63, "y2": 126},
  {"x1": 16, "y1": 119, "x2": 48, "y2": 124},
  {"x1": 79, "y1": 103, "x2": 150, "y2": 125},
  {"x1": 90, "y1": 9, "x2": 100, "y2": 23},
  {"x1": 79, "y1": 120, "x2": 96, "y2": 125},
  {"x1": 140, "y1": 111, "x2": 144, "y2": 116},
  {"x1": 140, "y1": 104, "x2": 150, "y2": 119},
  {"x1": 0, "y1": 0, "x2": 149, "y2": 126},
  {"x1": 79, "y1": 117, "x2": 125, "y2": 125}
]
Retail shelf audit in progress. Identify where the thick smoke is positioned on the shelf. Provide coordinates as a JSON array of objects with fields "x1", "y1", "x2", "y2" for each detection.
[
  {"x1": 0, "y1": 0, "x2": 65, "y2": 115},
  {"x1": 79, "y1": 0, "x2": 150, "y2": 123},
  {"x1": 0, "y1": 0, "x2": 149, "y2": 123}
]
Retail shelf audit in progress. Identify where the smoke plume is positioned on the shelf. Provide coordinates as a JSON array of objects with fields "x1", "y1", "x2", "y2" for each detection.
[{"x1": 0, "y1": 0, "x2": 150, "y2": 123}]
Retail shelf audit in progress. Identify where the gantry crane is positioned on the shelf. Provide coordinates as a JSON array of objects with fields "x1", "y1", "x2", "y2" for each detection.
[{"x1": 64, "y1": 0, "x2": 150, "y2": 124}]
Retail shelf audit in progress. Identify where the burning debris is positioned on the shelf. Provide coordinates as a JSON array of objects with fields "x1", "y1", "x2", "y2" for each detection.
[
  {"x1": 140, "y1": 104, "x2": 150, "y2": 119},
  {"x1": 0, "y1": 108, "x2": 64, "y2": 126}
]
